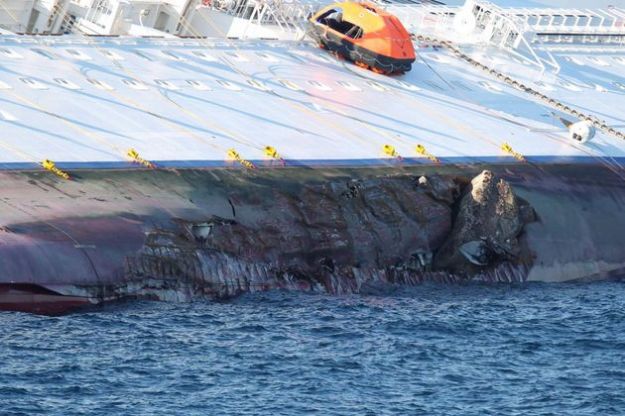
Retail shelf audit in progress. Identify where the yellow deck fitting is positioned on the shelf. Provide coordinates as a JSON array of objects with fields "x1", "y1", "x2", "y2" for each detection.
[
  {"x1": 415, "y1": 144, "x2": 440, "y2": 164},
  {"x1": 501, "y1": 143, "x2": 526, "y2": 162},
  {"x1": 127, "y1": 148, "x2": 155, "y2": 169},
  {"x1": 264, "y1": 145, "x2": 286, "y2": 166},
  {"x1": 383, "y1": 144, "x2": 399, "y2": 158},
  {"x1": 41, "y1": 159, "x2": 70, "y2": 180},
  {"x1": 264, "y1": 146, "x2": 279, "y2": 159},
  {"x1": 227, "y1": 148, "x2": 256, "y2": 169}
]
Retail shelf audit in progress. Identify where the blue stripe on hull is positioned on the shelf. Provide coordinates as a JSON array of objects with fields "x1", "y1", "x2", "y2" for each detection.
[{"x1": 0, "y1": 156, "x2": 621, "y2": 171}]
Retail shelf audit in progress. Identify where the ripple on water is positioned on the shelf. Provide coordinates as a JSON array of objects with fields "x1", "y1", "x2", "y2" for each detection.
[{"x1": 1, "y1": 282, "x2": 625, "y2": 415}]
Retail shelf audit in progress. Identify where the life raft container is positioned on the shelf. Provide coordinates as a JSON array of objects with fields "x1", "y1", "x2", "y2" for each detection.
[{"x1": 308, "y1": 2, "x2": 416, "y2": 74}]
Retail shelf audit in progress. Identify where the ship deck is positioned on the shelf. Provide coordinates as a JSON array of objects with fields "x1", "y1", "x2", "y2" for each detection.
[{"x1": 0, "y1": 35, "x2": 623, "y2": 169}]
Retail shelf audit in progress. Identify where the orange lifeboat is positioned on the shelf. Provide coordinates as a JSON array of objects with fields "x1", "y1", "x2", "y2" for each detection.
[{"x1": 308, "y1": 2, "x2": 416, "y2": 74}]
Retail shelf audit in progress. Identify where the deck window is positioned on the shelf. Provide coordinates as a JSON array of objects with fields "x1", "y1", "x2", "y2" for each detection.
[
  {"x1": 396, "y1": 80, "x2": 420, "y2": 91},
  {"x1": 66, "y1": 49, "x2": 91, "y2": 60},
  {"x1": 367, "y1": 80, "x2": 387, "y2": 92},
  {"x1": 451, "y1": 80, "x2": 472, "y2": 91},
  {"x1": 0, "y1": 48, "x2": 22, "y2": 59},
  {"x1": 308, "y1": 80, "x2": 332, "y2": 91},
  {"x1": 226, "y1": 52, "x2": 248, "y2": 62},
  {"x1": 186, "y1": 80, "x2": 211, "y2": 91},
  {"x1": 257, "y1": 52, "x2": 278, "y2": 62},
  {"x1": 54, "y1": 78, "x2": 81, "y2": 90},
  {"x1": 155, "y1": 79, "x2": 179, "y2": 90},
  {"x1": 31, "y1": 48, "x2": 55, "y2": 59},
  {"x1": 20, "y1": 78, "x2": 48, "y2": 90},
  {"x1": 247, "y1": 79, "x2": 271, "y2": 91},
  {"x1": 216, "y1": 80, "x2": 242, "y2": 91},
  {"x1": 279, "y1": 79, "x2": 302, "y2": 91},
  {"x1": 337, "y1": 80, "x2": 361, "y2": 91},
  {"x1": 162, "y1": 51, "x2": 184, "y2": 61},
  {"x1": 123, "y1": 79, "x2": 149, "y2": 90},
  {"x1": 101, "y1": 50, "x2": 124, "y2": 60},
  {"x1": 423, "y1": 81, "x2": 443, "y2": 91},
  {"x1": 192, "y1": 51, "x2": 217, "y2": 61},
  {"x1": 587, "y1": 56, "x2": 610, "y2": 66},
  {"x1": 88, "y1": 78, "x2": 114, "y2": 91},
  {"x1": 133, "y1": 50, "x2": 153, "y2": 61}
]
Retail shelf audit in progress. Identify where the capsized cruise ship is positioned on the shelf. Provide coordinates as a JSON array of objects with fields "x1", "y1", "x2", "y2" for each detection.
[{"x1": 1, "y1": 0, "x2": 625, "y2": 313}]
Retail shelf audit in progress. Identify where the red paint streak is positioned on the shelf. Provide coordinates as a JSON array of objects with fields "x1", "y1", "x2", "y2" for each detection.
[{"x1": 0, "y1": 284, "x2": 95, "y2": 315}]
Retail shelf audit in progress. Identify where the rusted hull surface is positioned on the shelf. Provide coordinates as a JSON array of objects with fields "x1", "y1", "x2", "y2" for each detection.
[{"x1": 0, "y1": 164, "x2": 624, "y2": 313}]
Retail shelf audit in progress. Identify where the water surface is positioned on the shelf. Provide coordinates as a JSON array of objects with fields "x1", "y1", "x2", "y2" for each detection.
[{"x1": 2, "y1": 282, "x2": 625, "y2": 415}]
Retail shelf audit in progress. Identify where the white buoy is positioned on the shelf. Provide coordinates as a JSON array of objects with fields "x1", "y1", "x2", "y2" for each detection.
[
  {"x1": 558, "y1": 117, "x2": 596, "y2": 143},
  {"x1": 568, "y1": 120, "x2": 596, "y2": 143}
]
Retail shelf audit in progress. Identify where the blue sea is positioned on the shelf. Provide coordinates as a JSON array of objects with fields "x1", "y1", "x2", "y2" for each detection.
[{"x1": 2, "y1": 282, "x2": 625, "y2": 415}]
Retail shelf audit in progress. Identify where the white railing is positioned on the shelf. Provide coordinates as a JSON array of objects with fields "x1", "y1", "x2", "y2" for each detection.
[
  {"x1": 200, "y1": 0, "x2": 308, "y2": 38},
  {"x1": 504, "y1": 7, "x2": 625, "y2": 45},
  {"x1": 386, "y1": 1, "x2": 561, "y2": 73},
  {"x1": 211, "y1": 0, "x2": 318, "y2": 33}
]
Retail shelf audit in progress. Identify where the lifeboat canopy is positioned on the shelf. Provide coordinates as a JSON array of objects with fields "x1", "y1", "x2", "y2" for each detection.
[{"x1": 308, "y1": 2, "x2": 416, "y2": 74}]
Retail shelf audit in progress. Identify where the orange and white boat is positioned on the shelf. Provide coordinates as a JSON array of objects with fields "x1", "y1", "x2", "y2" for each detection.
[{"x1": 308, "y1": 2, "x2": 416, "y2": 74}]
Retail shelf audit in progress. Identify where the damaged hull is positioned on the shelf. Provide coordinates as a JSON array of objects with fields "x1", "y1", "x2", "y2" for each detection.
[{"x1": 1, "y1": 164, "x2": 624, "y2": 313}]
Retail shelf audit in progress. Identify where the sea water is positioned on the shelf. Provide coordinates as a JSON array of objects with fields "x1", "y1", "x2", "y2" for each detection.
[{"x1": 1, "y1": 282, "x2": 625, "y2": 415}]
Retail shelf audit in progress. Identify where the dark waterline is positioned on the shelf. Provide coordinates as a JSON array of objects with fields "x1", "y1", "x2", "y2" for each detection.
[{"x1": 2, "y1": 282, "x2": 625, "y2": 415}]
